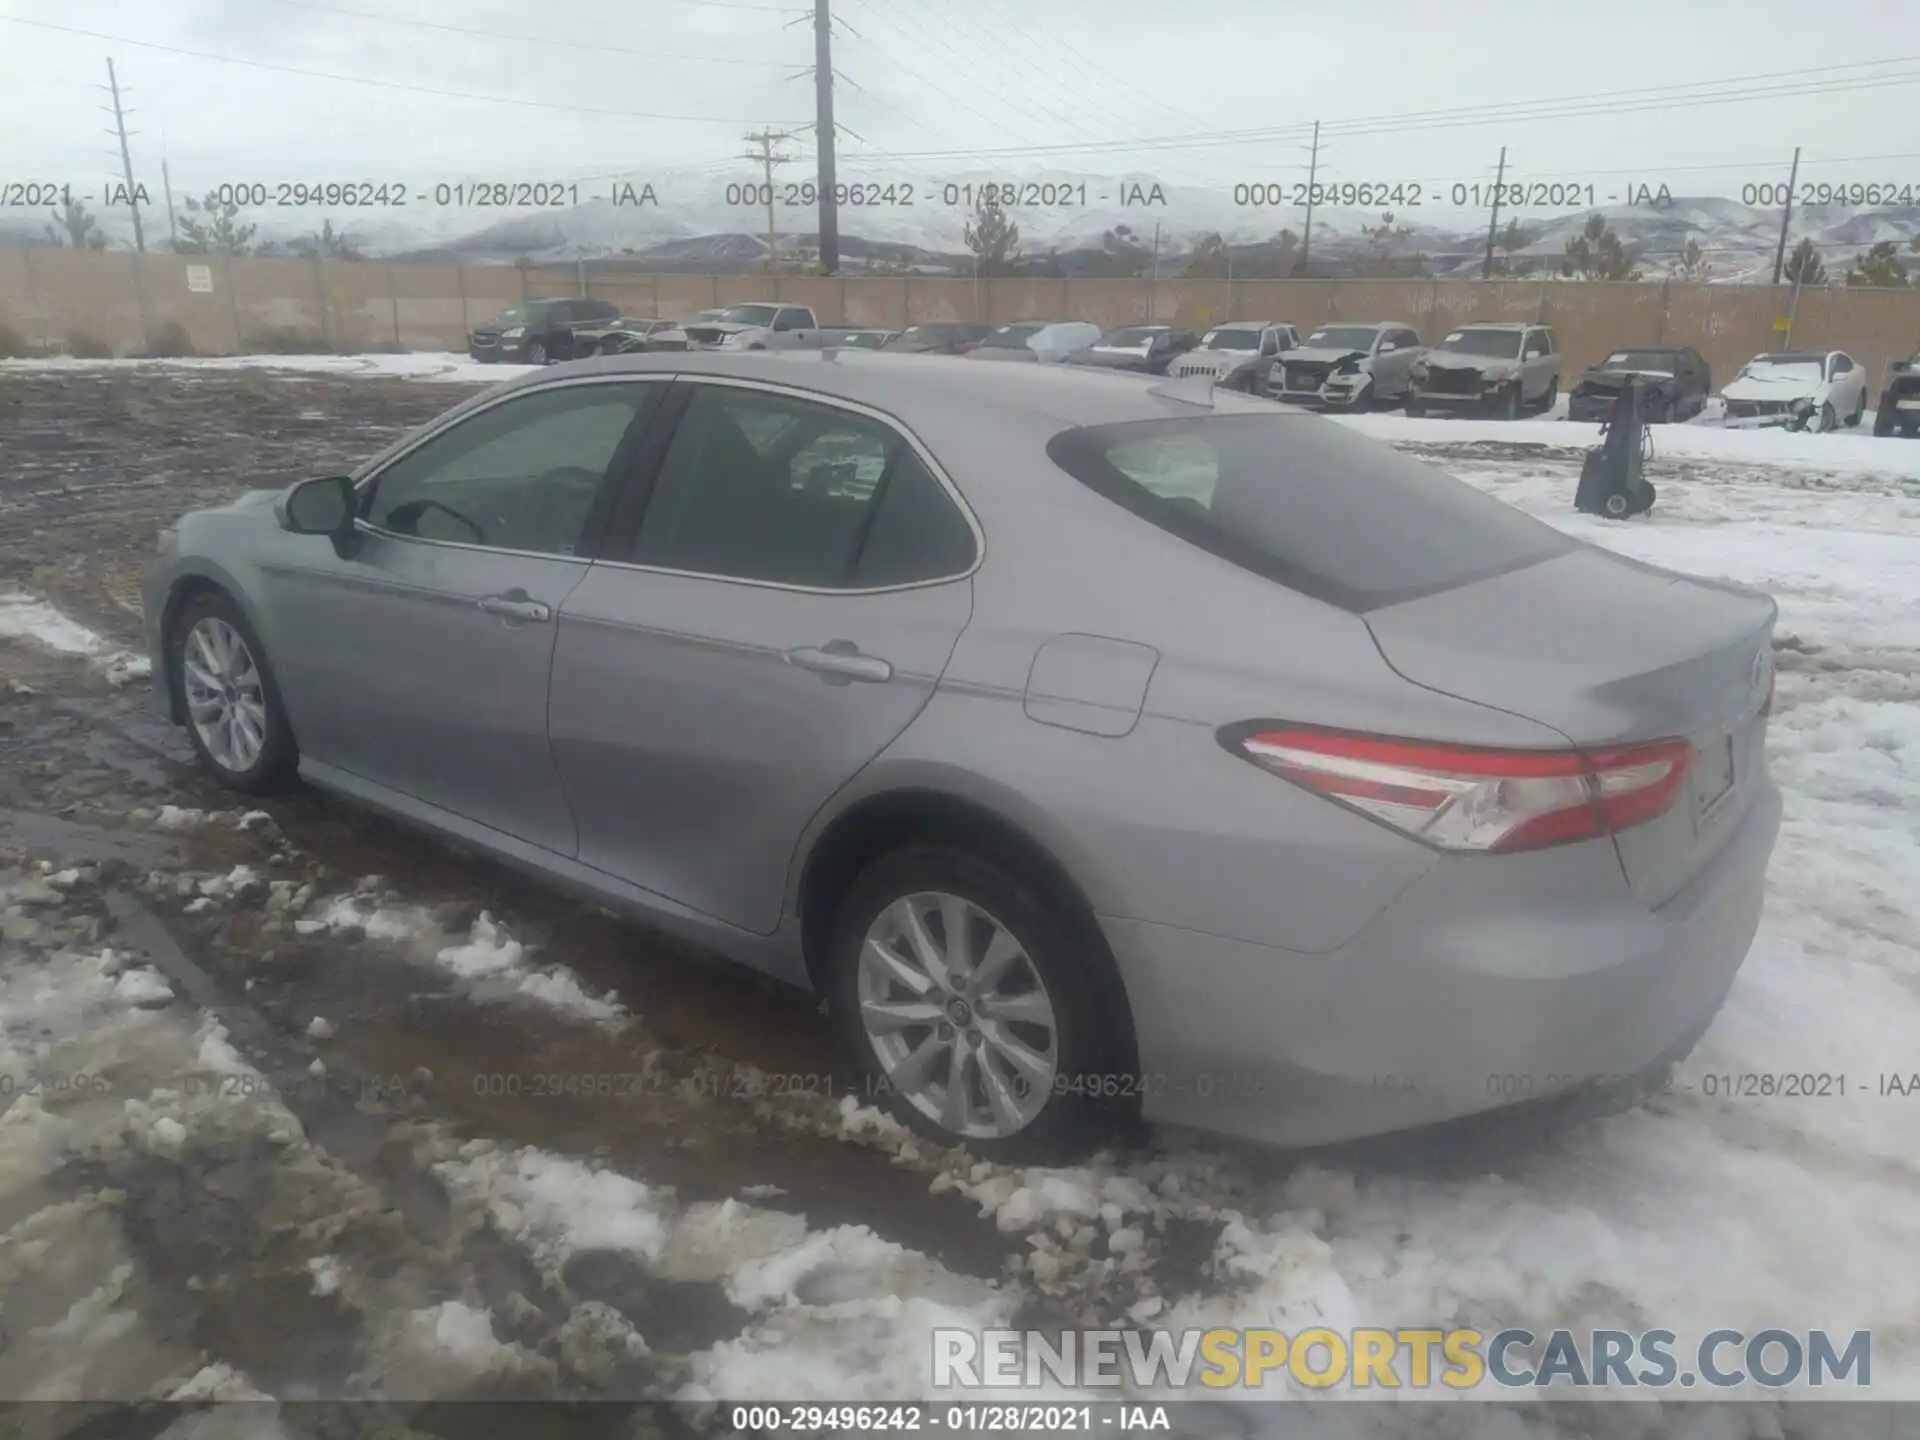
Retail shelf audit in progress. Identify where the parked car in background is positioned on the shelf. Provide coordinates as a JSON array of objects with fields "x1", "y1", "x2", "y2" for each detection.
[
  {"x1": 681, "y1": 304, "x2": 837, "y2": 352},
  {"x1": 1722, "y1": 351, "x2": 1867, "y2": 432},
  {"x1": 1272, "y1": 323, "x2": 1424, "y2": 409},
  {"x1": 468, "y1": 297, "x2": 624, "y2": 365},
  {"x1": 1567, "y1": 346, "x2": 1711, "y2": 424},
  {"x1": 836, "y1": 330, "x2": 899, "y2": 350},
  {"x1": 143, "y1": 351, "x2": 1783, "y2": 1159},
  {"x1": 892, "y1": 322, "x2": 995, "y2": 355},
  {"x1": 1871, "y1": 350, "x2": 1920, "y2": 437},
  {"x1": 633, "y1": 309, "x2": 726, "y2": 354},
  {"x1": 1167, "y1": 321, "x2": 1299, "y2": 392},
  {"x1": 1404, "y1": 323, "x2": 1560, "y2": 420},
  {"x1": 1074, "y1": 326, "x2": 1199, "y2": 375},
  {"x1": 965, "y1": 320, "x2": 1102, "y2": 363},
  {"x1": 579, "y1": 317, "x2": 684, "y2": 358}
]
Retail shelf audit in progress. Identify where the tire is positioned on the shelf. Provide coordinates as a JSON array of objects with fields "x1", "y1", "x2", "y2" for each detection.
[
  {"x1": 1874, "y1": 407, "x2": 1895, "y2": 438},
  {"x1": 1847, "y1": 394, "x2": 1865, "y2": 427},
  {"x1": 167, "y1": 589, "x2": 300, "y2": 795},
  {"x1": 1603, "y1": 492, "x2": 1629, "y2": 519},
  {"x1": 1540, "y1": 377, "x2": 1559, "y2": 414},
  {"x1": 1818, "y1": 402, "x2": 1836, "y2": 433},
  {"x1": 828, "y1": 845, "x2": 1126, "y2": 1161},
  {"x1": 528, "y1": 339, "x2": 549, "y2": 365},
  {"x1": 1498, "y1": 383, "x2": 1521, "y2": 421}
]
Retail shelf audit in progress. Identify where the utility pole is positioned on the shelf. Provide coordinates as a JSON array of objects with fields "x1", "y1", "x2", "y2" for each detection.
[
  {"x1": 812, "y1": 0, "x2": 839, "y2": 275},
  {"x1": 1481, "y1": 145, "x2": 1508, "y2": 280},
  {"x1": 1146, "y1": 220, "x2": 1161, "y2": 320},
  {"x1": 102, "y1": 58, "x2": 146, "y2": 252},
  {"x1": 161, "y1": 154, "x2": 179, "y2": 248},
  {"x1": 1297, "y1": 121, "x2": 1321, "y2": 278},
  {"x1": 743, "y1": 128, "x2": 798, "y2": 275},
  {"x1": 1770, "y1": 146, "x2": 1801, "y2": 286}
]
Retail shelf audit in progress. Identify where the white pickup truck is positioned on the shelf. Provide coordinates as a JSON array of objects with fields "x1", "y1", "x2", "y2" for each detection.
[{"x1": 667, "y1": 302, "x2": 850, "y2": 352}]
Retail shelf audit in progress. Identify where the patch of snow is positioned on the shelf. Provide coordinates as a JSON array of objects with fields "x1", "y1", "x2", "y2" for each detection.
[
  {"x1": 167, "y1": 1362, "x2": 275, "y2": 1401},
  {"x1": 113, "y1": 967, "x2": 175, "y2": 1008},
  {"x1": 307, "y1": 1255, "x2": 342, "y2": 1296},
  {"x1": 434, "y1": 910, "x2": 525, "y2": 977},
  {"x1": 0, "y1": 594, "x2": 106, "y2": 654},
  {"x1": 436, "y1": 1144, "x2": 672, "y2": 1266}
]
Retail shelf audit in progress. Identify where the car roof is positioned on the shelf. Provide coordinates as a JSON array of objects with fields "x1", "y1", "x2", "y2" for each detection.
[
  {"x1": 1752, "y1": 351, "x2": 1827, "y2": 362},
  {"x1": 1449, "y1": 321, "x2": 1531, "y2": 331},
  {"x1": 469, "y1": 349, "x2": 1295, "y2": 432}
]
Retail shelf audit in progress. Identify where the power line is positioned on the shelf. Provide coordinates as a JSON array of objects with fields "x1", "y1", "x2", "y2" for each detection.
[
  {"x1": 0, "y1": 15, "x2": 809, "y2": 124},
  {"x1": 253, "y1": 0, "x2": 797, "y2": 68},
  {"x1": 836, "y1": 59, "x2": 1920, "y2": 162}
]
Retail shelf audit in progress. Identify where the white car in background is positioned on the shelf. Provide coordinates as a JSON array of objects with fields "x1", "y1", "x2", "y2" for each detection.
[
  {"x1": 965, "y1": 320, "x2": 1103, "y2": 363},
  {"x1": 1721, "y1": 350, "x2": 1869, "y2": 432}
]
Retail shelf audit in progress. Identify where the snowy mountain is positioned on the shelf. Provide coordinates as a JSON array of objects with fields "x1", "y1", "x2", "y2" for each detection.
[{"x1": 5, "y1": 167, "x2": 1914, "y2": 283}]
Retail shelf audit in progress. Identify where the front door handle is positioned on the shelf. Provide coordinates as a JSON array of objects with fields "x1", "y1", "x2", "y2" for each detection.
[
  {"x1": 478, "y1": 589, "x2": 552, "y2": 624},
  {"x1": 787, "y1": 641, "x2": 893, "y2": 685}
]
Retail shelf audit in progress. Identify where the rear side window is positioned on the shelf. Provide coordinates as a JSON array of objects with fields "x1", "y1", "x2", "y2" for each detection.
[{"x1": 1046, "y1": 414, "x2": 1573, "y2": 612}]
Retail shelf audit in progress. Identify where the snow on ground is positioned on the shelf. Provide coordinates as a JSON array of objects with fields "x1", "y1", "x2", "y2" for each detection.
[
  {"x1": 1336, "y1": 406, "x2": 1920, "y2": 481},
  {"x1": 0, "y1": 352, "x2": 538, "y2": 385},
  {"x1": 0, "y1": 592, "x2": 152, "y2": 685}
]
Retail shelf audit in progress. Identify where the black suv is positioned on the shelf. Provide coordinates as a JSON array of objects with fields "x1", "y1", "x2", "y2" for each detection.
[
  {"x1": 1568, "y1": 346, "x2": 1711, "y2": 423},
  {"x1": 469, "y1": 297, "x2": 622, "y2": 365}
]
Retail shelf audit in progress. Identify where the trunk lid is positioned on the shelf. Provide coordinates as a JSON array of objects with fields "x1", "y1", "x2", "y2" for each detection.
[{"x1": 1363, "y1": 545, "x2": 1776, "y2": 902}]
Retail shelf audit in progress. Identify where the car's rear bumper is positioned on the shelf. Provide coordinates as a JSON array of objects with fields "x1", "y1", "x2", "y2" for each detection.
[{"x1": 1102, "y1": 774, "x2": 1781, "y2": 1148}]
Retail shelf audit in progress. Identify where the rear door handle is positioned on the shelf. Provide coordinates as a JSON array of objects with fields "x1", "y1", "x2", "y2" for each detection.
[
  {"x1": 478, "y1": 589, "x2": 552, "y2": 624},
  {"x1": 787, "y1": 641, "x2": 893, "y2": 684}
]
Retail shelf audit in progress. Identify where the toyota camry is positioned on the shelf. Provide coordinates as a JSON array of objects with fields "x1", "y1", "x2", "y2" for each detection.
[{"x1": 144, "y1": 351, "x2": 1781, "y2": 1159}]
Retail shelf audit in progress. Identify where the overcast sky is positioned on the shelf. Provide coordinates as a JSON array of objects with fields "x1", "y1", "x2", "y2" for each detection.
[{"x1": 2, "y1": 0, "x2": 1916, "y2": 224}]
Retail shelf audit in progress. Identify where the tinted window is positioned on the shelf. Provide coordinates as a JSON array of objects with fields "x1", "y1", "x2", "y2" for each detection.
[
  {"x1": 546, "y1": 302, "x2": 573, "y2": 325},
  {"x1": 629, "y1": 386, "x2": 972, "y2": 588},
  {"x1": 1393, "y1": 329, "x2": 1422, "y2": 349},
  {"x1": 1046, "y1": 414, "x2": 1573, "y2": 612},
  {"x1": 1832, "y1": 355, "x2": 1853, "y2": 374},
  {"x1": 1522, "y1": 331, "x2": 1548, "y2": 358},
  {"x1": 365, "y1": 382, "x2": 657, "y2": 555}
]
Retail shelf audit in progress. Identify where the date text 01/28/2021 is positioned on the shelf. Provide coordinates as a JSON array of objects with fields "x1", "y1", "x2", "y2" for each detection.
[
  {"x1": 728, "y1": 1404, "x2": 1170, "y2": 1433},
  {"x1": 721, "y1": 180, "x2": 1167, "y2": 208},
  {"x1": 1230, "y1": 180, "x2": 1679, "y2": 209}
]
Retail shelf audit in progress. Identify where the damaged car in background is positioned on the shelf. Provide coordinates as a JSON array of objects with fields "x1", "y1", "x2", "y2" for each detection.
[
  {"x1": 1871, "y1": 349, "x2": 1920, "y2": 437},
  {"x1": 1271, "y1": 323, "x2": 1424, "y2": 410},
  {"x1": 1721, "y1": 350, "x2": 1867, "y2": 432},
  {"x1": 1405, "y1": 323, "x2": 1560, "y2": 420},
  {"x1": 1073, "y1": 325, "x2": 1200, "y2": 375},
  {"x1": 964, "y1": 320, "x2": 1102, "y2": 363},
  {"x1": 1568, "y1": 346, "x2": 1711, "y2": 424},
  {"x1": 1167, "y1": 321, "x2": 1299, "y2": 391}
]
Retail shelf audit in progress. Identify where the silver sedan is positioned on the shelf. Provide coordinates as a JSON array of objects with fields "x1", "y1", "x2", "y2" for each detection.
[{"x1": 144, "y1": 352, "x2": 1781, "y2": 1158}]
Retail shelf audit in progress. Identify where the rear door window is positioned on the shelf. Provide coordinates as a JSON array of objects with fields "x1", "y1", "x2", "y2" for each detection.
[{"x1": 1046, "y1": 414, "x2": 1573, "y2": 612}]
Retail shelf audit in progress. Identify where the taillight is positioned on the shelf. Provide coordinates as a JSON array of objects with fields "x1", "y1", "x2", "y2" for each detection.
[{"x1": 1223, "y1": 725, "x2": 1693, "y2": 854}]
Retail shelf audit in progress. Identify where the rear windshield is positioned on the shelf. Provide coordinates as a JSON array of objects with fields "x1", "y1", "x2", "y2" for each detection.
[{"x1": 1046, "y1": 414, "x2": 1574, "y2": 612}]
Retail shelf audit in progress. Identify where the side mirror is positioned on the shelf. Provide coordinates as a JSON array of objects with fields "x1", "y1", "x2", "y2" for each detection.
[{"x1": 279, "y1": 474, "x2": 358, "y2": 556}]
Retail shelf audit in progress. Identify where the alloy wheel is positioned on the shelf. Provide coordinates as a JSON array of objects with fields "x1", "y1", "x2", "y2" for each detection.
[
  {"x1": 856, "y1": 890, "x2": 1059, "y2": 1140},
  {"x1": 183, "y1": 616, "x2": 268, "y2": 773}
]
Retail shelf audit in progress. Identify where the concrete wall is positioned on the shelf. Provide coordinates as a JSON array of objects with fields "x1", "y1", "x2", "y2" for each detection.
[{"x1": 3, "y1": 247, "x2": 1917, "y2": 390}]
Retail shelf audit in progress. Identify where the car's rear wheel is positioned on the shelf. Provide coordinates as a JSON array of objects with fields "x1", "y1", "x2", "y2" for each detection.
[
  {"x1": 528, "y1": 339, "x2": 549, "y2": 365},
  {"x1": 169, "y1": 590, "x2": 299, "y2": 794},
  {"x1": 829, "y1": 846, "x2": 1122, "y2": 1160}
]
